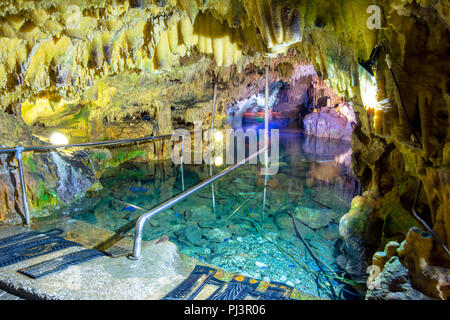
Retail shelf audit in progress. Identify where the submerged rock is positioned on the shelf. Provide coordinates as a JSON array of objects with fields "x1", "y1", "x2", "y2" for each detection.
[
  {"x1": 255, "y1": 261, "x2": 268, "y2": 268},
  {"x1": 180, "y1": 246, "x2": 211, "y2": 258},
  {"x1": 275, "y1": 213, "x2": 315, "y2": 241},
  {"x1": 226, "y1": 223, "x2": 249, "y2": 237},
  {"x1": 317, "y1": 223, "x2": 340, "y2": 241},
  {"x1": 294, "y1": 207, "x2": 338, "y2": 230},
  {"x1": 184, "y1": 225, "x2": 203, "y2": 244},
  {"x1": 185, "y1": 205, "x2": 216, "y2": 226},
  {"x1": 205, "y1": 228, "x2": 231, "y2": 243}
]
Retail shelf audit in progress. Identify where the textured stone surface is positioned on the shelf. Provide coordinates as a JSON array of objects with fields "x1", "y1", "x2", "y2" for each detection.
[
  {"x1": 204, "y1": 228, "x2": 231, "y2": 243},
  {"x1": 303, "y1": 110, "x2": 353, "y2": 142},
  {"x1": 397, "y1": 228, "x2": 450, "y2": 300},
  {"x1": 366, "y1": 228, "x2": 450, "y2": 300},
  {"x1": 294, "y1": 207, "x2": 338, "y2": 230},
  {"x1": 366, "y1": 256, "x2": 434, "y2": 300},
  {"x1": 338, "y1": 194, "x2": 379, "y2": 275}
]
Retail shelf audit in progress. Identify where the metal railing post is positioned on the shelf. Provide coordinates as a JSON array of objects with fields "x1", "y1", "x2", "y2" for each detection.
[
  {"x1": 264, "y1": 66, "x2": 270, "y2": 164},
  {"x1": 181, "y1": 134, "x2": 185, "y2": 191},
  {"x1": 15, "y1": 146, "x2": 30, "y2": 226},
  {"x1": 210, "y1": 82, "x2": 218, "y2": 216},
  {"x1": 262, "y1": 66, "x2": 270, "y2": 218}
]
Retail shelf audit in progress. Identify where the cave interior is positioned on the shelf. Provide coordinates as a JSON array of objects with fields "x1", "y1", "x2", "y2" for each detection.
[{"x1": 0, "y1": 0, "x2": 449, "y2": 301}]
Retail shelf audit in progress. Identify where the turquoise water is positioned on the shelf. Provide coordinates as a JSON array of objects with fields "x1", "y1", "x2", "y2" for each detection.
[{"x1": 39, "y1": 129, "x2": 361, "y2": 299}]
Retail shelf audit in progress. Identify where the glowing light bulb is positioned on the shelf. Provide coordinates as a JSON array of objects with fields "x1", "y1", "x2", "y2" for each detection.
[
  {"x1": 214, "y1": 131, "x2": 223, "y2": 142},
  {"x1": 214, "y1": 156, "x2": 223, "y2": 166},
  {"x1": 50, "y1": 132, "x2": 69, "y2": 145}
]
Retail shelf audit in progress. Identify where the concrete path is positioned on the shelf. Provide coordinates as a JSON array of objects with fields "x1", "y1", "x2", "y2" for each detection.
[
  {"x1": 0, "y1": 224, "x2": 199, "y2": 299},
  {"x1": 0, "y1": 223, "x2": 319, "y2": 300}
]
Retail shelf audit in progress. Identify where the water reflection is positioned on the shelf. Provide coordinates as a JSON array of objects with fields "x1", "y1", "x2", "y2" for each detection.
[
  {"x1": 300, "y1": 135, "x2": 360, "y2": 207},
  {"x1": 226, "y1": 115, "x2": 360, "y2": 208}
]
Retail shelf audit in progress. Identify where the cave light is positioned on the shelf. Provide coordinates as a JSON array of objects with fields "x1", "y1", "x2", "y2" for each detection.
[
  {"x1": 214, "y1": 130, "x2": 223, "y2": 142},
  {"x1": 358, "y1": 43, "x2": 392, "y2": 112},
  {"x1": 360, "y1": 72, "x2": 391, "y2": 112},
  {"x1": 50, "y1": 132, "x2": 69, "y2": 145},
  {"x1": 359, "y1": 64, "x2": 379, "y2": 111},
  {"x1": 214, "y1": 156, "x2": 223, "y2": 166}
]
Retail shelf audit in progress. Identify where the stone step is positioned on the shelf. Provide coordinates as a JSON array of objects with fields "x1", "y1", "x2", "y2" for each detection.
[
  {"x1": 32, "y1": 218, "x2": 134, "y2": 255},
  {"x1": 0, "y1": 289, "x2": 23, "y2": 300}
]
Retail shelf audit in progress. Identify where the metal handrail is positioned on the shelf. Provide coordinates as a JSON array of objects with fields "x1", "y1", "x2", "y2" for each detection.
[
  {"x1": 129, "y1": 147, "x2": 267, "y2": 260},
  {"x1": 0, "y1": 131, "x2": 207, "y2": 154},
  {"x1": 0, "y1": 130, "x2": 204, "y2": 226}
]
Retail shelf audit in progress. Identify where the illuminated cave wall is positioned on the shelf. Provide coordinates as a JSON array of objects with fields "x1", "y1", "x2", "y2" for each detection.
[{"x1": 0, "y1": 0, "x2": 449, "y2": 299}]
